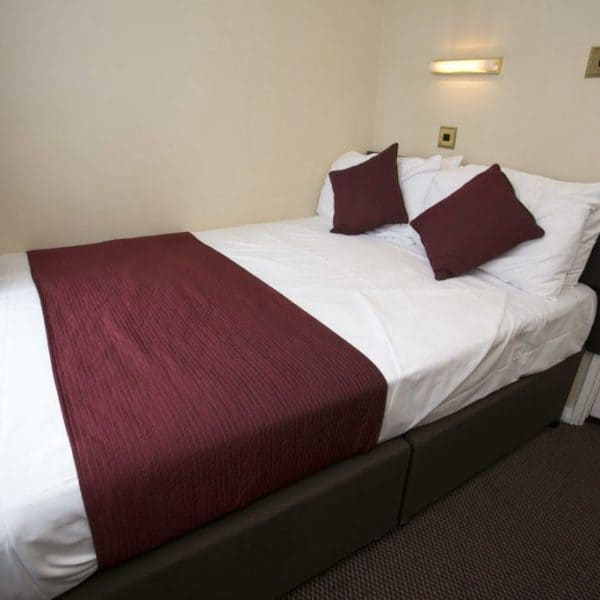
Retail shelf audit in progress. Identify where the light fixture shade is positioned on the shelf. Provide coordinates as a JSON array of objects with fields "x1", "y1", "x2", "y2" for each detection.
[{"x1": 430, "y1": 57, "x2": 503, "y2": 75}]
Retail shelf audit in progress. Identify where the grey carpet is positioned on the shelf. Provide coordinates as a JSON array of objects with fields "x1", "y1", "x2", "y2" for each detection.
[{"x1": 287, "y1": 423, "x2": 600, "y2": 600}]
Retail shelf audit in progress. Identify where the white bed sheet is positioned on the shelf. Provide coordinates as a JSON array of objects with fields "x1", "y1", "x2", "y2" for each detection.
[{"x1": 0, "y1": 216, "x2": 595, "y2": 599}]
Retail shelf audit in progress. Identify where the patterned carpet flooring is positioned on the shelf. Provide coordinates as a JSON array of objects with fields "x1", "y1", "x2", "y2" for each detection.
[{"x1": 287, "y1": 422, "x2": 600, "y2": 599}]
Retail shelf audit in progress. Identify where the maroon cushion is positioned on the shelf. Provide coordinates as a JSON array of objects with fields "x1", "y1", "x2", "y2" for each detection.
[
  {"x1": 411, "y1": 164, "x2": 545, "y2": 280},
  {"x1": 330, "y1": 143, "x2": 408, "y2": 234}
]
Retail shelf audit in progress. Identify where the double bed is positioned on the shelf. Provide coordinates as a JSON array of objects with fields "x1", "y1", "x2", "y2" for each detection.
[{"x1": 1, "y1": 215, "x2": 596, "y2": 599}]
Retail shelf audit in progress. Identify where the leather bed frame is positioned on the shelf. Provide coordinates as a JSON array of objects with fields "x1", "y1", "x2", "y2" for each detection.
[{"x1": 62, "y1": 242, "x2": 600, "y2": 600}]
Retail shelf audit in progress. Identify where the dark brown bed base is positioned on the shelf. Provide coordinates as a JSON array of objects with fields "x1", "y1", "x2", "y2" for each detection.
[
  {"x1": 63, "y1": 245, "x2": 600, "y2": 600},
  {"x1": 62, "y1": 352, "x2": 583, "y2": 600}
]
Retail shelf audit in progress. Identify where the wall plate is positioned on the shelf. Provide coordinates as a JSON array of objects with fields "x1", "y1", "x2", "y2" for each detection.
[
  {"x1": 438, "y1": 126, "x2": 457, "y2": 149},
  {"x1": 585, "y1": 46, "x2": 600, "y2": 78}
]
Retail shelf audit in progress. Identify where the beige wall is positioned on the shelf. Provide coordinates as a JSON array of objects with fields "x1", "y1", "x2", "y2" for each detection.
[
  {"x1": 375, "y1": 0, "x2": 600, "y2": 182},
  {"x1": 0, "y1": 0, "x2": 383, "y2": 252},
  {"x1": 3, "y1": 1, "x2": 599, "y2": 253}
]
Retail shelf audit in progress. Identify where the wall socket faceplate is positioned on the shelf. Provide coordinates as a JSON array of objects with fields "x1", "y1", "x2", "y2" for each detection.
[
  {"x1": 438, "y1": 126, "x2": 457, "y2": 149},
  {"x1": 585, "y1": 47, "x2": 600, "y2": 78}
]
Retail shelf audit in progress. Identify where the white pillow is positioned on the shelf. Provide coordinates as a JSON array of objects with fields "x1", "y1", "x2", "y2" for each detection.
[
  {"x1": 441, "y1": 155, "x2": 463, "y2": 169},
  {"x1": 482, "y1": 168, "x2": 600, "y2": 288},
  {"x1": 398, "y1": 155, "x2": 442, "y2": 220},
  {"x1": 530, "y1": 176, "x2": 600, "y2": 287},
  {"x1": 316, "y1": 151, "x2": 443, "y2": 224},
  {"x1": 420, "y1": 165, "x2": 590, "y2": 297},
  {"x1": 401, "y1": 156, "x2": 462, "y2": 219},
  {"x1": 400, "y1": 154, "x2": 463, "y2": 169}
]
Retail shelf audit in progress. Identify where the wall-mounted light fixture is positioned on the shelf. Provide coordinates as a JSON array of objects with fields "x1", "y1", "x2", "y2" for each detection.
[
  {"x1": 430, "y1": 57, "x2": 503, "y2": 75},
  {"x1": 585, "y1": 47, "x2": 600, "y2": 78}
]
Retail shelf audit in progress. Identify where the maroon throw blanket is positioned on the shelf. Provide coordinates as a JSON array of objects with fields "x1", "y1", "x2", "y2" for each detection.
[{"x1": 28, "y1": 233, "x2": 387, "y2": 568}]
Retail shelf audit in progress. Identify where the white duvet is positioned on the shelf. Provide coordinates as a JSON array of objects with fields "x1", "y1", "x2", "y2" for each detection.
[{"x1": 0, "y1": 216, "x2": 595, "y2": 599}]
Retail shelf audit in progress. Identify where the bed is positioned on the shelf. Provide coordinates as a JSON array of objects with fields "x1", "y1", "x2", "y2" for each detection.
[{"x1": 0, "y1": 214, "x2": 597, "y2": 599}]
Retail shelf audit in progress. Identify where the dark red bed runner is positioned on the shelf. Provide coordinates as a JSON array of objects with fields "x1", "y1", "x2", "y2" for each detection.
[{"x1": 28, "y1": 232, "x2": 387, "y2": 568}]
